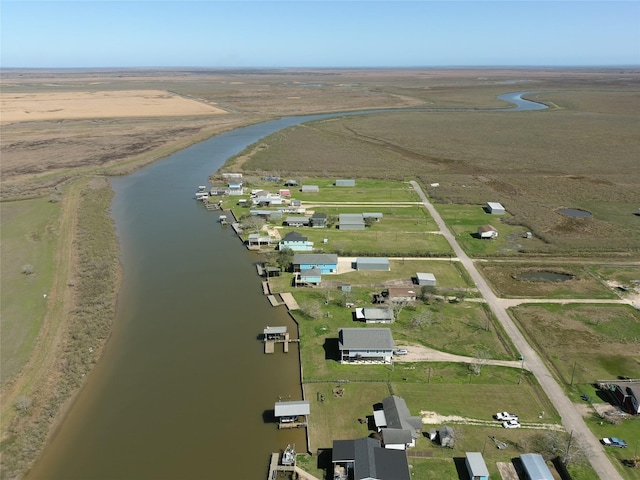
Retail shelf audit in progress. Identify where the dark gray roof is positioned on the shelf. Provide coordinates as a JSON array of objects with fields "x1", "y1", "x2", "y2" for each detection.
[
  {"x1": 380, "y1": 428, "x2": 413, "y2": 445},
  {"x1": 339, "y1": 328, "x2": 395, "y2": 350},
  {"x1": 381, "y1": 396, "x2": 422, "y2": 439},
  {"x1": 282, "y1": 231, "x2": 308, "y2": 242},
  {"x1": 332, "y1": 438, "x2": 410, "y2": 480},
  {"x1": 293, "y1": 253, "x2": 338, "y2": 265},
  {"x1": 274, "y1": 400, "x2": 310, "y2": 417}
]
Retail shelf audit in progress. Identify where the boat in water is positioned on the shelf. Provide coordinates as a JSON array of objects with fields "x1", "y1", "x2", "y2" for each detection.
[{"x1": 281, "y1": 444, "x2": 295, "y2": 466}]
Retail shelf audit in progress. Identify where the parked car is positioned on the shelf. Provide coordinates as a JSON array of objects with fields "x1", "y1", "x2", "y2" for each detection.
[
  {"x1": 502, "y1": 420, "x2": 521, "y2": 429},
  {"x1": 602, "y1": 437, "x2": 628, "y2": 448},
  {"x1": 495, "y1": 412, "x2": 518, "y2": 421},
  {"x1": 393, "y1": 349, "x2": 409, "y2": 356}
]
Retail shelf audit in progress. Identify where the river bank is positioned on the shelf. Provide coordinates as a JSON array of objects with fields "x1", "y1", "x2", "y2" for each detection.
[{"x1": 1, "y1": 177, "x2": 120, "y2": 480}]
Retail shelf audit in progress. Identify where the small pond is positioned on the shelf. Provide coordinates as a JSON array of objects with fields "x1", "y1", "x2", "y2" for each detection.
[
  {"x1": 517, "y1": 271, "x2": 574, "y2": 282},
  {"x1": 558, "y1": 208, "x2": 592, "y2": 218}
]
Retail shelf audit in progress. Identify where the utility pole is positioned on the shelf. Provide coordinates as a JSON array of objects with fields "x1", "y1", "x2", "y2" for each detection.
[
  {"x1": 564, "y1": 430, "x2": 574, "y2": 466},
  {"x1": 518, "y1": 355, "x2": 525, "y2": 385},
  {"x1": 570, "y1": 361, "x2": 577, "y2": 385}
]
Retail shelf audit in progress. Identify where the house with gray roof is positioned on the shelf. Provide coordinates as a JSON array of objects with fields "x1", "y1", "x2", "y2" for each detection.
[
  {"x1": 335, "y1": 179, "x2": 356, "y2": 187},
  {"x1": 285, "y1": 216, "x2": 310, "y2": 227},
  {"x1": 332, "y1": 437, "x2": 410, "y2": 480},
  {"x1": 416, "y1": 272, "x2": 436, "y2": 286},
  {"x1": 486, "y1": 201, "x2": 505, "y2": 214},
  {"x1": 293, "y1": 253, "x2": 338, "y2": 274},
  {"x1": 279, "y1": 231, "x2": 314, "y2": 251},
  {"x1": 338, "y1": 328, "x2": 395, "y2": 364},
  {"x1": 373, "y1": 395, "x2": 422, "y2": 448}
]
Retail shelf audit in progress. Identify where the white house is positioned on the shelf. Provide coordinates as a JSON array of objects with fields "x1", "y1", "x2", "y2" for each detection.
[{"x1": 478, "y1": 225, "x2": 498, "y2": 239}]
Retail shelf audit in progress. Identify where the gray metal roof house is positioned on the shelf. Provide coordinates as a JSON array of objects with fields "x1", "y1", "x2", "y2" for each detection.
[
  {"x1": 338, "y1": 328, "x2": 395, "y2": 364},
  {"x1": 332, "y1": 437, "x2": 410, "y2": 480},
  {"x1": 356, "y1": 257, "x2": 390, "y2": 271},
  {"x1": 301, "y1": 185, "x2": 319, "y2": 193},
  {"x1": 374, "y1": 395, "x2": 422, "y2": 447},
  {"x1": 465, "y1": 452, "x2": 489, "y2": 480},
  {"x1": 520, "y1": 453, "x2": 553, "y2": 480}
]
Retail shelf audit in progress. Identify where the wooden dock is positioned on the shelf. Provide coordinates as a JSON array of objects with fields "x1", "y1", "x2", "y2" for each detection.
[
  {"x1": 264, "y1": 332, "x2": 299, "y2": 354},
  {"x1": 263, "y1": 281, "x2": 271, "y2": 295},
  {"x1": 267, "y1": 453, "x2": 295, "y2": 479},
  {"x1": 279, "y1": 292, "x2": 299, "y2": 310},
  {"x1": 277, "y1": 421, "x2": 307, "y2": 429},
  {"x1": 267, "y1": 295, "x2": 282, "y2": 306}
]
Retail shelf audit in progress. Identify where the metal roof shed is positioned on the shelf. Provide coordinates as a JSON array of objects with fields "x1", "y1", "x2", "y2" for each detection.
[
  {"x1": 274, "y1": 400, "x2": 310, "y2": 418},
  {"x1": 486, "y1": 202, "x2": 505, "y2": 214},
  {"x1": 335, "y1": 179, "x2": 356, "y2": 187},
  {"x1": 520, "y1": 453, "x2": 554, "y2": 480},
  {"x1": 416, "y1": 272, "x2": 436, "y2": 286},
  {"x1": 356, "y1": 257, "x2": 390, "y2": 271},
  {"x1": 465, "y1": 452, "x2": 489, "y2": 480}
]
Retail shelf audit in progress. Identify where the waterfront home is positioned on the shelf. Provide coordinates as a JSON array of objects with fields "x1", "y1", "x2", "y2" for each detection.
[
  {"x1": 247, "y1": 233, "x2": 276, "y2": 247},
  {"x1": 486, "y1": 201, "x2": 505, "y2": 214},
  {"x1": 373, "y1": 395, "x2": 422, "y2": 448},
  {"x1": 354, "y1": 307, "x2": 394, "y2": 324},
  {"x1": 293, "y1": 253, "x2": 338, "y2": 274},
  {"x1": 332, "y1": 437, "x2": 410, "y2": 480},
  {"x1": 338, "y1": 328, "x2": 395, "y2": 364},
  {"x1": 274, "y1": 400, "x2": 310, "y2": 425},
  {"x1": 279, "y1": 231, "x2": 314, "y2": 252},
  {"x1": 296, "y1": 268, "x2": 322, "y2": 286}
]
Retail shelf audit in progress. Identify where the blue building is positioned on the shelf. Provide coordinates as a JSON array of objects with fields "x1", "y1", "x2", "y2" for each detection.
[{"x1": 293, "y1": 253, "x2": 338, "y2": 274}]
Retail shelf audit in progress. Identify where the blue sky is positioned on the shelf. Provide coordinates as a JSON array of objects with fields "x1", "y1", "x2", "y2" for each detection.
[{"x1": 1, "y1": 1, "x2": 639, "y2": 68}]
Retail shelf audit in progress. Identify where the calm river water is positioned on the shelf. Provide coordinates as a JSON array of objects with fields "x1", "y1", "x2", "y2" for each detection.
[{"x1": 26, "y1": 94, "x2": 545, "y2": 480}]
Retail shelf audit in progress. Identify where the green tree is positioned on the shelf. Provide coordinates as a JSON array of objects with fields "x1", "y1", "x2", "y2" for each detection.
[{"x1": 277, "y1": 247, "x2": 294, "y2": 272}]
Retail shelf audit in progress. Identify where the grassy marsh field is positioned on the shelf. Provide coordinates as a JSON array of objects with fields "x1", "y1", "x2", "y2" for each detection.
[{"x1": 2, "y1": 68, "x2": 639, "y2": 480}]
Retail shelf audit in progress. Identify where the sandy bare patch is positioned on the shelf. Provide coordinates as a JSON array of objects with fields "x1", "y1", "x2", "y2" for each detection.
[{"x1": 1, "y1": 90, "x2": 227, "y2": 123}]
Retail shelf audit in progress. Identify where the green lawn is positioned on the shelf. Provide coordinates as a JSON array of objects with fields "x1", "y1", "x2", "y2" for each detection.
[
  {"x1": 434, "y1": 203, "x2": 549, "y2": 257},
  {"x1": 0, "y1": 198, "x2": 60, "y2": 384}
]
